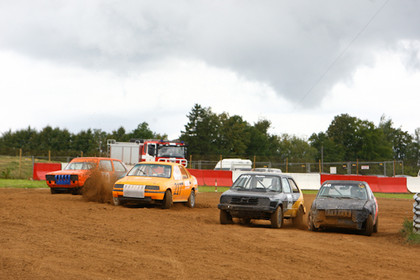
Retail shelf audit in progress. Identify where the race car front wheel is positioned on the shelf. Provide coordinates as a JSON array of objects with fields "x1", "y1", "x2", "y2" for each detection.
[
  {"x1": 220, "y1": 210, "x2": 233, "y2": 224},
  {"x1": 271, "y1": 206, "x2": 283, "y2": 228},
  {"x1": 162, "y1": 190, "x2": 173, "y2": 209}
]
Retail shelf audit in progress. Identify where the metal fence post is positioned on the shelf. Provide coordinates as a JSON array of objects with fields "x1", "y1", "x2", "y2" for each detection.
[{"x1": 414, "y1": 194, "x2": 420, "y2": 234}]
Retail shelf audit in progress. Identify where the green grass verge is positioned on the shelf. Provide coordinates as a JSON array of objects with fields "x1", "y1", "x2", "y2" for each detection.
[
  {"x1": 0, "y1": 179, "x2": 47, "y2": 188},
  {"x1": 400, "y1": 218, "x2": 420, "y2": 244},
  {"x1": 198, "y1": 186, "x2": 230, "y2": 193}
]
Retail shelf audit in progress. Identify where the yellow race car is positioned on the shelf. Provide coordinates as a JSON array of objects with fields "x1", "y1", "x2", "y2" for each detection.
[{"x1": 112, "y1": 162, "x2": 197, "y2": 208}]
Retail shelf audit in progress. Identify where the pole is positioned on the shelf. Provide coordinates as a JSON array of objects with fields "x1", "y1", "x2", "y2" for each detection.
[
  {"x1": 393, "y1": 160, "x2": 396, "y2": 177},
  {"x1": 189, "y1": 154, "x2": 192, "y2": 168},
  {"x1": 286, "y1": 158, "x2": 288, "y2": 173},
  {"x1": 48, "y1": 150, "x2": 51, "y2": 162},
  {"x1": 356, "y1": 159, "x2": 359, "y2": 175},
  {"x1": 319, "y1": 159, "x2": 321, "y2": 174}
]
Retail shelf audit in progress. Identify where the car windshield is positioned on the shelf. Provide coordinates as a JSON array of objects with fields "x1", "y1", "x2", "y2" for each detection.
[
  {"x1": 318, "y1": 183, "x2": 368, "y2": 200},
  {"x1": 127, "y1": 164, "x2": 171, "y2": 178},
  {"x1": 157, "y1": 145, "x2": 185, "y2": 158},
  {"x1": 64, "y1": 161, "x2": 95, "y2": 170},
  {"x1": 231, "y1": 174, "x2": 281, "y2": 192}
]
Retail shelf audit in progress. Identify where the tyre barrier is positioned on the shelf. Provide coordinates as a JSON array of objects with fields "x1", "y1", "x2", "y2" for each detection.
[{"x1": 414, "y1": 194, "x2": 420, "y2": 234}]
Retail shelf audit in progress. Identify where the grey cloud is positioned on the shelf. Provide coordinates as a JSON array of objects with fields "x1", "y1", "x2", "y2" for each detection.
[{"x1": 1, "y1": 0, "x2": 420, "y2": 106}]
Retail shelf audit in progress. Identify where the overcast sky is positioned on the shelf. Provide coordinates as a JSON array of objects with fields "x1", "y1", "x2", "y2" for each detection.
[{"x1": 1, "y1": 0, "x2": 420, "y2": 140}]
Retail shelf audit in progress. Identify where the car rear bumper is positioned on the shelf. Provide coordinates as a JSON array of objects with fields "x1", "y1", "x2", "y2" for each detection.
[{"x1": 312, "y1": 209, "x2": 368, "y2": 230}]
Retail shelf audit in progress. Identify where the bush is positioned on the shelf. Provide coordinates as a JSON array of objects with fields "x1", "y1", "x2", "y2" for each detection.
[
  {"x1": 0, "y1": 168, "x2": 12, "y2": 179},
  {"x1": 400, "y1": 218, "x2": 420, "y2": 244}
]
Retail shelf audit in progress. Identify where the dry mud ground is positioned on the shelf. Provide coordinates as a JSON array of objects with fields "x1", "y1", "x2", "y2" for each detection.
[{"x1": 1, "y1": 188, "x2": 419, "y2": 280}]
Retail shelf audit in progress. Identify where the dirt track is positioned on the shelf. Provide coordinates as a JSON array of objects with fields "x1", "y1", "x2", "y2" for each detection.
[{"x1": 1, "y1": 188, "x2": 419, "y2": 279}]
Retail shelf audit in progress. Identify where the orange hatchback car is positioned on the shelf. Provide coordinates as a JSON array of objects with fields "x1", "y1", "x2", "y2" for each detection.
[{"x1": 45, "y1": 157, "x2": 128, "y2": 195}]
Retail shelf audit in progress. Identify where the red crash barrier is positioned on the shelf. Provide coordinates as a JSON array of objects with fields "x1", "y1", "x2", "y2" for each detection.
[
  {"x1": 321, "y1": 174, "x2": 408, "y2": 193},
  {"x1": 188, "y1": 169, "x2": 233, "y2": 187},
  {"x1": 33, "y1": 163, "x2": 62, "y2": 180}
]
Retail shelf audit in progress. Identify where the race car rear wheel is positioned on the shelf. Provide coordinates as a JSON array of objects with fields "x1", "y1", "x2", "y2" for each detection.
[
  {"x1": 220, "y1": 210, "x2": 233, "y2": 224},
  {"x1": 185, "y1": 190, "x2": 195, "y2": 208},
  {"x1": 363, "y1": 215, "x2": 374, "y2": 236},
  {"x1": 50, "y1": 188, "x2": 57, "y2": 194},
  {"x1": 292, "y1": 206, "x2": 304, "y2": 227},
  {"x1": 373, "y1": 216, "x2": 378, "y2": 233},
  {"x1": 162, "y1": 190, "x2": 173, "y2": 209},
  {"x1": 271, "y1": 206, "x2": 283, "y2": 228}
]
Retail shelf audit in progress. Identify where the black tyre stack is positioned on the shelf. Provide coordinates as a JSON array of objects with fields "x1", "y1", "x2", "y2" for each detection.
[{"x1": 414, "y1": 193, "x2": 420, "y2": 233}]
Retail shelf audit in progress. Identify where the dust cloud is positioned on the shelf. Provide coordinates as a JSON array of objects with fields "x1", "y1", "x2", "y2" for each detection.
[{"x1": 81, "y1": 171, "x2": 116, "y2": 204}]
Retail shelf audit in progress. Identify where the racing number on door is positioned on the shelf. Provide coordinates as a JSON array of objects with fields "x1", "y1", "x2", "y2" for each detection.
[{"x1": 173, "y1": 183, "x2": 182, "y2": 195}]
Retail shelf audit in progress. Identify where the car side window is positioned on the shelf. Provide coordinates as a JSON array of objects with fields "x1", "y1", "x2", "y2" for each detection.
[
  {"x1": 99, "y1": 160, "x2": 113, "y2": 171},
  {"x1": 113, "y1": 161, "x2": 126, "y2": 172},
  {"x1": 179, "y1": 166, "x2": 189, "y2": 179},
  {"x1": 288, "y1": 179, "x2": 300, "y2": 193},
  {"x1": 173, "y1": 166, "x2": 182, "y2": 180},
  {"x1": 281, "y1": 177, "x2": 292, "y2": 193}
]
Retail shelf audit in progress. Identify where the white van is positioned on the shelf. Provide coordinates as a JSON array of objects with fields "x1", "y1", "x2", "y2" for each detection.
[{"x1": 214, "y1": 158, "x2": 252, "y2": 171}]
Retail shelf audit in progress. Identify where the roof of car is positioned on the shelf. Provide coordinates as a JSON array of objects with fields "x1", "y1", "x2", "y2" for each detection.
[
  {"x1": 71, "y1": 157, "x2": 122, "y2": 162},
  {"x1": 322, "y1": 180, "x2": 369, "y2": 185},
  {"x1": 240, "y1": 172, "x2": 292, "y2": 178},
  {"x1": 134, "y1": 161, "x2": 181, "y2": 166}
]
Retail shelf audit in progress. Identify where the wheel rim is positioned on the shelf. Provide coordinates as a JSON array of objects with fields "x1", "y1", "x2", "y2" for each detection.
[{"x1": 190, "y1": 192, "x2": 195, "y2": 207}]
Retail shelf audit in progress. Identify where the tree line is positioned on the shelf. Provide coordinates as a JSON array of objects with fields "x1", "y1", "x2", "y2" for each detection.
[{"x1": 1, "y1": 103, "x2": 419, "y2": 174}]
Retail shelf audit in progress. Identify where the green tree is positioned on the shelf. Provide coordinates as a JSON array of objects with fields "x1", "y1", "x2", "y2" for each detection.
[
  {"x1": 180, "y1": 104, "x2": 220, "y2": 156},
  {"x1": 218, "y1": 113, "x2": 250, "y2": 156}
]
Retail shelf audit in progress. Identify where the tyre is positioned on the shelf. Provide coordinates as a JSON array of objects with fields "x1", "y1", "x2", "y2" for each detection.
[
  {"x1": 50, "y1": 188, "x2": 57, "y2": 194},
  {"x1": 240, "y1": 218, "x2": 251, "y2": 225},
  {"x1": 363, "y1": 215, "x2": 374, "y2": 236},
  {"x1": 161, "y1": 190, "x2": 173, "y2": 209},
  {"x1": 220, "y1": 210, "x2": 233, "y2": 224},
  {"x1": 112, "y1": 197, "x2": 120, "y2": 206},
  {"x1": 292, "y1": 206, "x2": 304, "y2": 227},
  {"x1": 271, "y1": 206, "x2": 283, "y2": 228},
  {"x1": 307, "y1": 213, "x2": 317, "y2": 231},
  {"x1": 373, "y1": 216, "x2": 378, "y2": 233},
  {"x1": 185, "y1": 190, "x2": 195, "y2": 208},
  {"x1": 71, "y1": 187, "x2": 81, "y2": 195}
]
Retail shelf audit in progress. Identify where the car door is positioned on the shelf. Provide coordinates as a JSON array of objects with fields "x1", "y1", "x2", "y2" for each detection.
[
  {"x1": 179, "y1": 165, "x2": 193, "y2": 199},
  {"x1": 112, "y1": 160, "x2": 127, "y2": 180},
  {"x1": 281, "y1": 177, "x2": 293, "y2": 211},
  {"x1": 99, "y1": 160, "x2": 113, "y2": 183},
  {"x1": 171, "y1": 165, "x2": 184, "y2": 201},
  {"x1": 288, "y1": 178, "x2": 301, "y2": 204}
]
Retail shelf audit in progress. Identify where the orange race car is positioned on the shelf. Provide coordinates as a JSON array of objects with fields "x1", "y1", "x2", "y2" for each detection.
[
  {"x1": 45, "y1": 157, "x2": 128, "y2": 195},
  {"x1": 112, "y1": 162, "x2": 198, "y2": 208}
]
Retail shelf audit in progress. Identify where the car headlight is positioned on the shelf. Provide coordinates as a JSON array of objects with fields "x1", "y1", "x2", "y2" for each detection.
[{"x1": 145, "y1": 185, "x2": 160, "y2": 190}]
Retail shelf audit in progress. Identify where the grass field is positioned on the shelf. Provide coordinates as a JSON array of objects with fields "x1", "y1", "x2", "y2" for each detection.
[{"x1": 0, "y1": 155, "x2": 59, "y2": 180}]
